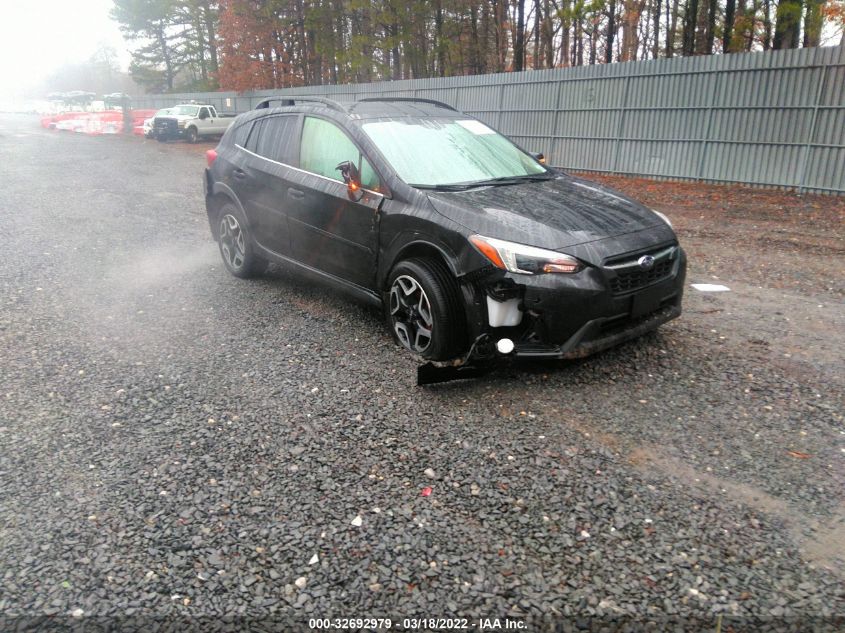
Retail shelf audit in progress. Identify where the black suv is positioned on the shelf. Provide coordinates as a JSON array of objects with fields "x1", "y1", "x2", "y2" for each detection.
[{"x1": 204, "y1": 97, "x2": 686, "y2": 364}]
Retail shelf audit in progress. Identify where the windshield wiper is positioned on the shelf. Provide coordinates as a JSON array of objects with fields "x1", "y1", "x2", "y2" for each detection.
[
  {"x1": 409, "y1": 183, "x2": 479, "y2": 192},
  {"x1": 411, "y1": 173, "x2": 556, "y2": 192},
  {"x1": 471, "y1": 173, "x2": 557, "y2": 186}
]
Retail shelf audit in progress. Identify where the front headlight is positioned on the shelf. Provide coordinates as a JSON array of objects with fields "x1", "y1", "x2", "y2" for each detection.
[
  {"x1": 469, "y1": 235, "x2": 583, "y2": 274},
  {"x1": 177, "y1": 120, "x2": 186, "y2": 128},
  {"x1": 653, "y1": 210, "x2": 672, "y2": 227}
]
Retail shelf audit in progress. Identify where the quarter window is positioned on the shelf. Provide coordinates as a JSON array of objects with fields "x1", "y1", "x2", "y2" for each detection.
[
  {"x1": 231, "y1": 121, "x2": 252, "y2": 148},
  {"x1": 300, "y1": 117, "x2": 379, "y2": 190}
]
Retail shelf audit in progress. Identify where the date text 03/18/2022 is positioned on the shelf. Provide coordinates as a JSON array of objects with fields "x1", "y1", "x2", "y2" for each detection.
[{"x1": 308, "y1": 617, "x2": 527, "y2": 630}]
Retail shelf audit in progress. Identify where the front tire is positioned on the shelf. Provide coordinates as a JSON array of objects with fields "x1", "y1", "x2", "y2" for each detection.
[
  {"x1": 386, "y1": 258, "x2": 467, "y2": 361},
  {"x1": 186, "y1": 127, "x2": 198, "y2": 143},
  {"x1": 216, "y1": 203, "x2": 265, "y2": 279}
]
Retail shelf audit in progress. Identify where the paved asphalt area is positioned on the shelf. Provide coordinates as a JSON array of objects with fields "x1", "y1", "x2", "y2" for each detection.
[{"x1": 0, "y1": 114, "x2": 843, "y2": 631}]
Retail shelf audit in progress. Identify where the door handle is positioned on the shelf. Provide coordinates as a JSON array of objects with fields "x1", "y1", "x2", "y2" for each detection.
[
  {"x1": 233, "y1": 168, "x2": 246, "y2": 180},
  {"x1": 287, "y1": 188, "x2": 304, "y2": 200}
]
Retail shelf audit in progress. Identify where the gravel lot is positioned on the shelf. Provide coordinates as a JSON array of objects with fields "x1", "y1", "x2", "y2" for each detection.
[{"x1": 1, "y1": 114, "x2": 843, "y2": 630}]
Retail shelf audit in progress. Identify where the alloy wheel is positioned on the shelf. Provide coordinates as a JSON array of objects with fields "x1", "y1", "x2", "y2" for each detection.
[
  {"x1": 389, "y1": 275, "x2": 434, "y2": 353},
  {"x1": 219, "y1": 214, "x2": 246, "y2": 270}
]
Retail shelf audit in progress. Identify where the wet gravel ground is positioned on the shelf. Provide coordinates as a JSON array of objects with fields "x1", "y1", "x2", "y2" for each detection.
[{"x1": 1, "y1": 115, "x2": 843, "y2": 630}]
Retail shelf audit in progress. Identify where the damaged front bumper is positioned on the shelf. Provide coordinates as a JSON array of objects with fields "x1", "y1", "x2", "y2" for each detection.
[{"x1": 463, "y1": 244, "x2": 687, "y2": 361}]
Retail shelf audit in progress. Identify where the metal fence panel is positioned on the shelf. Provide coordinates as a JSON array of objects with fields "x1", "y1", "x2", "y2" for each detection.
[{"x1": 131, "y1": 45, "x2": 845, "y2": 193}]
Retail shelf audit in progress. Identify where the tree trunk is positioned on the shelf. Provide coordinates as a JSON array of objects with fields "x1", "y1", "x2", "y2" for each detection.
[
  {"x1": 470, "y1": 4, "x2": 482, "y2": 73},
  {"x1": 694, "y1": 0, "x2": 708, "y2": 53},
  {"x1": 515, "y1": 0, "x2": 526, "y2": 71},
  {"x1": 294, "y1": 0, "x2": 308, "y2": 83},
  {"x1": 560, "y1": 0, "x2": 571, "y2": 67},
  {"x1": 572, "y1": 18, "x2": 579, "y2": 65},
  {"x1": 156, "y1": 23, "x2": 174, "y2": 91},
  {"x1": 334, "y1": 4, "x2": 343, "y2": 83},
  {"x1": 802, "y1": 0, "x2": 823, "y2": 47},
  {"x1": 666, "y1": 0, "x2": 680, "y2": 56},
  {"x1": 773, "y1": 0, "x2": 802, "y2": 49},
  {"x1": 533, "y1": 0, "x2": 541, "y2": 68},
  {"x1": 200, "y1": 0, "x2": 218, "y2": 79},
  {"x1": 762, "y1": 0, "x2": 773, "y2": 49},
  {"x1": 681, "y1": 0, "x2": 699, "y2": 55},
  {"x1": 652, "y1": 0, "x2": 661, "y2": 58},
  {"x1": 542, "y1": 0, "x2": 554, "y2": 67},
  {"x1": 705, "y1": 0, "x2": 717, "y2": 53},
  {"x1": 435, "y1": 0, "x2": 445, "y2": 76},
  {"x1": 391, "y1": 21, "x2": 401, "y2": 80},
  {"x1": 481, "y1": 0, "x2": 491, "y2": 72},
  {"x1": 192, "y1": 8, "x2": 208, "y2": 85},
  {"x1": 723, "y1": 0, "x2": 736, "y2": 52},
  {"x1": 606, "y1": 0, "x2": 617, "y2": 63},
  {"x1": 621, "y1": 0, "x2": 645, "y2": 61}
]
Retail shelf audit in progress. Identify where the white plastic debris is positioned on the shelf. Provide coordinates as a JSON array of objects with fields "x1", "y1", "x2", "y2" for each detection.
[
  {"x1": 351, "y1": 515, "x2": 363, "y2": 527},
  {"x1": 691, "y1": 283, "x2": 730, "y2": 292},
  {"x1": 308, "y1": 553, "x2": 319, "y2": 565}
]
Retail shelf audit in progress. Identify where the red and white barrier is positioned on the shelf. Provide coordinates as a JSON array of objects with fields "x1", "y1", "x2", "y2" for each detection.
[{"x1": 40, "y1": 110, "x2": 159, "y2": 136}]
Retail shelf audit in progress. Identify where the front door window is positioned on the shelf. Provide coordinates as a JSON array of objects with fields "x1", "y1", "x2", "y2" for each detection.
[{"x1": 299, "y1": 117, "x2": 379, "y2": 190}]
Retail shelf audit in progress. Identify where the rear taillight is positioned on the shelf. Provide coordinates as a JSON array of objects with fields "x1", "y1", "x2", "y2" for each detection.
[{"x1": 206, "y1": 149, "x2": 218, "y2": 167}]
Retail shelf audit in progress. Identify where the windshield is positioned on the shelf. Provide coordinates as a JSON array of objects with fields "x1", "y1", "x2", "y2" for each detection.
[
  {"x1": 361, "y1": 118, "x2": 547, "y2": 188},
  {"x1": 156, "y1": 108, "x2": 173, "y2": 116},
  {"x1": 171, "y1": 105, "x2": 199, "y2": 116}
]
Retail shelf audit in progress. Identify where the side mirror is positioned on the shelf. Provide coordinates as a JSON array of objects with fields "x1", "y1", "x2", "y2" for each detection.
[
  {"x1": 336, "y1": 160, "x2": 363, "y2": 201},
  {"x1": 199, "y1": 110, "x2": 208, "y2": 120},
  {"x1": 532, "y1": 152, "x2": 546, "y2": 164}
]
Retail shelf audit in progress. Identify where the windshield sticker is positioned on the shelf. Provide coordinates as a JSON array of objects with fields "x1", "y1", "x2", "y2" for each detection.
[{"x1": 457, "y1": 120, "x2": 495, "y2": 135}]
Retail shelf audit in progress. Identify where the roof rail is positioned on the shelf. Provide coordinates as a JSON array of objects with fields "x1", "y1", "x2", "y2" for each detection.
[
  {"x1": 357, "y1": 97, "x2": 458, "y2": 112},
  {"x1": 254, "y1": 96, "x2": 346, "y2": 112}
]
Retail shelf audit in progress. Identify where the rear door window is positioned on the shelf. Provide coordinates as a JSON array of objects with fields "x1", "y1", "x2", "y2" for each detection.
[
  {"x1": 300, "y1": 117, "x2": 380, "y2": 190},
  {"x1": 245, "y1": 116, "x2": 298, "y2": 164}
]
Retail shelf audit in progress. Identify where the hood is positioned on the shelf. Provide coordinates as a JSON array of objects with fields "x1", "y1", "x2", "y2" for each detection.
[{"x1": 427, "y1": 175, "x2": 665, "y2": 250}]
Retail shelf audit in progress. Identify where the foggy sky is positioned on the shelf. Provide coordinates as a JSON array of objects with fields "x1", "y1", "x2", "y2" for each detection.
[{"x1": 0, "y1": 0, "x2": 128, "y2": 99}]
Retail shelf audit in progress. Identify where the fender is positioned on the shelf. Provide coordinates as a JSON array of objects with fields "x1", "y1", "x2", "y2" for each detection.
[
  {"x1": 378, "y1": 234, "x2": 462, "y2": 289},
  {"x1": 379, "y1": 233, "x2": 491, "y2": 348}
]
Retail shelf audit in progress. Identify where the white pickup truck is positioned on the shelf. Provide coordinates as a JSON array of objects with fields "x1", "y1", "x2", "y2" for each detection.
[{"x1": 152, "y1": 104, "x2": 235, "y2": 143}]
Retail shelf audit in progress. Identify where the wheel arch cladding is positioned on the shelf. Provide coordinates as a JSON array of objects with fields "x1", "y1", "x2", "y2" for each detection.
[
  {"x1": 210, "y1": 184, "x2": 247, "y2": 218},
  {"x1": 207, "y1": 185, "x2": 249, "y2": 240},
  {"x1": 381, "y1": 239, "x2": 460, "y2": 290}
]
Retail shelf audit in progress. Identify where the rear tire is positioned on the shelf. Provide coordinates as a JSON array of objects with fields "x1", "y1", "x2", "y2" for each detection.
[
  {"x1": 216, "y1": 202, "x2": 266, "y2": 279},
  {"x1": 386, "y1": 258, "x2": 467, "y2": 361}
]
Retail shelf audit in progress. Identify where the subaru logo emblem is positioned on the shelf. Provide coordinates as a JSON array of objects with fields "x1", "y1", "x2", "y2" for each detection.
[{"x1": 638, "y1": 255, "x2": 655, "y2": 270}]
